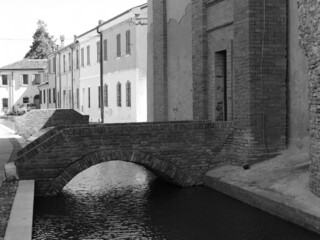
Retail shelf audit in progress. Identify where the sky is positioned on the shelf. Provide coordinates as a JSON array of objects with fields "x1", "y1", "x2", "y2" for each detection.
[{"x1": 0, "y1": 0, "x2": 147, "y2": 68}]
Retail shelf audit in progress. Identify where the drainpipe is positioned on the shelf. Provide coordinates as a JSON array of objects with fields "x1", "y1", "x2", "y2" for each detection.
[
  {"x1": 71, "y1": 46, "x2": 74, "y2": 109},
  {"x1": 59, "y1": 52, "x2": 62, "y2": 109},
  {"x1": 97, "y1": 26, "x2": 104, "y2": 123},
  {"x1": 54, "y1": 54, "x2": 57, "y2": 109},
  {"x1": 11, "y1": 72, "x2": 14, "y2": 113}
]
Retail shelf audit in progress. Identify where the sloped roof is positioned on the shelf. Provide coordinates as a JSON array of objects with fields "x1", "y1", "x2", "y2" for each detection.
[{"x1": 0, "y1": 59, "x2": 47, "y2": 70}]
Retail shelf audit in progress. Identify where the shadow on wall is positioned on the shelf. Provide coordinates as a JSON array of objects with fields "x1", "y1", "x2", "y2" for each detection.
[{"x1": 15, "y1": 109, "x2": 89, "y2": 139}]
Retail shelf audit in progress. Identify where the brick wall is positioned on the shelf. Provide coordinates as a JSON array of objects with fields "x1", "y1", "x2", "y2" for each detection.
[
  {"x1": 152, "y1": 0, "x2": 168, "y2": 121},
  {"x1": 231, "y1": 0, "x2": 287, "y2": 164},
  {"x1": 15, "y1": 121, "x2": 233, "y2": 196},
  {"x1": 298, "y1": 1, "x2": 320, "y2": 197},
  {"x1": 192, "y1": 0, "x2": 208, "y2": 120},
  {"x1": 15, "y1": 109, "x2": 89, "y2": 139}
]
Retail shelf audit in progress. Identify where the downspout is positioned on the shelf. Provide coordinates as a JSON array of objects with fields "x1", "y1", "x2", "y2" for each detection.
[
  {"x1": 97, "y1": 26, "x2": 104, "y2": 123},
  {"x1": 59, "y1": 52, "x2": 62, "y2": 109},
  {"x1": 11, "y1": 72, "x2": 14, "y2": 112},
  {"x1": 71, "y1": 46, "x2": 74, "y2": 109},
  {"x1": 54, "y1": 54, "x2": 57, "y2": 108}
]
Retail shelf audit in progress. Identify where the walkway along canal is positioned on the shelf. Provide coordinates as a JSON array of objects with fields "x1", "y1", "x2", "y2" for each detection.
[{"x1": 32, "y1": 161, "x2": 319, "y2": 240}]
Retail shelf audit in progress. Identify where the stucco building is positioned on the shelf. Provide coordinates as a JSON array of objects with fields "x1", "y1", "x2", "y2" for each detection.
[
  {"x1": 78, "y1": 3, "x2": 148, "y2": 123},
  {"x1": 42, "y1": 4, "x2": 148, "y2": 123},
  {"x1": 0, "y1": 59, "x2": 46, "y2": 115},
  {"x1": 148, "y1": 0, "x2": 308, "y2": 165}
]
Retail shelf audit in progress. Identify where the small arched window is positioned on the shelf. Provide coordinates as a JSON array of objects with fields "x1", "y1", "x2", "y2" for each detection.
[
  {"x1": 104, "y1": 84, "x2": 108, "y2": 107},
  {"x1": 117, "y1": 82, "x2": 121, "y2": 107}
]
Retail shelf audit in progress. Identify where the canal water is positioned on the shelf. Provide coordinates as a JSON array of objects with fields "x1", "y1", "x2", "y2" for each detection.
[{"x1": 33, "y1": 161, "x2": 319, "y2": 240}]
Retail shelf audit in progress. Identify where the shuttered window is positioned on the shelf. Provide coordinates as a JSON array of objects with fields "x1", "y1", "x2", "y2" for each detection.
[
  {"x1": 116, "y1": 34, "x2": 121, "y2": 57},
  {"x1": 103, "y1": 39, "x2": 108, "y2": 61},
  {"x1": 97, "y1": 41, "x2": 101, "y2": 62},
  {"x1": 104, "y1": 84, "x2": 108, "y2": 107},
  {"x1": 117, "y1": 82, "x2": 121, "y2": 107},
  {"x1": 126, "y1": 30, "x2": 131, "y2": 55},
  {"x1": 126, "y1": 81, "x2": 131, "y2": 107}
]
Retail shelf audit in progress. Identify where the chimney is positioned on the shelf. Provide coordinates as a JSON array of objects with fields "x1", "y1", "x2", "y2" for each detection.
[
  {"x1": 74, "y1": 35, "x2": 77, "y2": 42},
  {"x1": 98, "y1": 20, "x2": 104, "y2": 25},
  {"x1": 60, "y1": 35, "x2": 65, "y2": 48}
]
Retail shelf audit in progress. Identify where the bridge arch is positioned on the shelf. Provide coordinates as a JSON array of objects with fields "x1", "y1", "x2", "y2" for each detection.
[{"x1": 44, "y1": 150, "x2": 196, "y2": 196}]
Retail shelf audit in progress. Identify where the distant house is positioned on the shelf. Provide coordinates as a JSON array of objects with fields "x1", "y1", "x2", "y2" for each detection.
[{"x1": 0, "y1": 59, "x2": 47, "y2": 115}]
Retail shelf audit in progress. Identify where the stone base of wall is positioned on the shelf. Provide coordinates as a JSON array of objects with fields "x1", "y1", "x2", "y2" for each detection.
[{"x1": 204, "y1": 152, "x2": 320, "y2": 235}]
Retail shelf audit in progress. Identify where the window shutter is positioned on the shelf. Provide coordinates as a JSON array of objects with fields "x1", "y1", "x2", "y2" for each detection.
[{"x1": 19, "y1": 75, "x2": 23, "y2": 85}]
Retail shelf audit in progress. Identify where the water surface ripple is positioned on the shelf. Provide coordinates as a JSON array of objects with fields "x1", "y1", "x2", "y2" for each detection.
[{"x1": 33, "y1": 161, "x2": 319, "y2": 240}]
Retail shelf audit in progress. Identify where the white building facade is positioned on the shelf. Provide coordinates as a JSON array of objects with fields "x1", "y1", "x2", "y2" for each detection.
[
  {"x1": 43, "y1": 4, "x2": 148, "y2": 123},
  {"x1": 0, "y1": 59, "x2": 46, "y2": 115}
]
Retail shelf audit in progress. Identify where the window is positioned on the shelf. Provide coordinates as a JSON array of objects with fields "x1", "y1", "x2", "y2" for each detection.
[
  {"x1": 81, "y1": 48, "x2": 84, "y2": 67},
  {"x1": 23, "y1": 97, "x2": 29, "y2": 104},
  {"x1": 63, "y1": 55, "x2": 66, "y2": 72},
  {"x1": 104, "y1": 84, "x2": 108, "y2": 107},
  {"x1": 97, "y1": 41, "x2": 101, "y2": 62},
  {"x1": 126, "y1": 30, "x2": 131, "y2": 55},
  {"x1": 43, "y1": 90, "x2": 46, "y2": 103},
  {"x1": 98, "y1": 86, "x2": 101, "y2": 108},
  {"x1": 68, "y1": 53, "x2": 71, "y2": 71},
  {"x1": 87, "y1": 45, "x2": 90, "y2": 65},
  {"x1": 117, "y1": 82, "x2": 121, "y2": 107},
  {"x1": 34, "y1": 74, "x2": 41, "y2": 84},
  {"x1": 22, "y1": 75, "x2": 28, "y2": 85},
  {"x1": 76, "y1": 88, "x2": 79, "y2": 108},
  {"x1": 76, "y1": 50, "x2": 79, "y2": 69},
  {"x1": 82, "y1": 88, "x2": 85, "y2": 112},
  {"x1": 53, "y1": 88, "x2": 56, "y2": 103},
  {"x1": 58, "y1": 92, "x2": 60, "y2": 108},
  {"x1": 2, "y1": 98, "x2": 8, "y2": 108},
  {"x1": 88, "y1": 87, "x2": 91, "y2": 108},
  {"x1": 63, "y1": 90, "x2": 66, "y2": 108},
  {"x1": 69, "y1": 90, "x2": 72, "y2": 108},
  {"x1": 215, "y1": 50, "x2": 228, "y2": 121},
  {"x1": 126, "y1": 81, "x2": 131, "y2": 107},
  {"x1": 116, "y1": 34, "x2": 121, "y2": 57},
  {"x1": 53, "y1": 57, "x2": 56, "y2": 73},
  {"x1": 40, "y1": 91, "x2": 42, "y2": 104},
  {"x1": 2, "y1": 75, "x2": 8, "y2": 85},
  {"x1": 103, "y1": 39, "x2": 108, "y2": 61},
  {"x1": 48, "y1": 89, "x2": 51, "y2": 103}
]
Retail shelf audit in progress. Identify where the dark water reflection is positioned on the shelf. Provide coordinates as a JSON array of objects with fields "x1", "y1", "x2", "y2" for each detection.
[{"x1": 33, "y1": 161, "x2": 319, "y2": 240}]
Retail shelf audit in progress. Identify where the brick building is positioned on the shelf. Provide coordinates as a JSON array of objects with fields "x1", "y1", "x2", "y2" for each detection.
[{"x1": 148, "y1": 0, "x2": 308, "y2": 166}]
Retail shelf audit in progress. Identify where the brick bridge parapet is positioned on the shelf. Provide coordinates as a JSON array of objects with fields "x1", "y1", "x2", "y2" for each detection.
[{"x1": 15, "y1": 121, "x2": 233, "y2": 196}]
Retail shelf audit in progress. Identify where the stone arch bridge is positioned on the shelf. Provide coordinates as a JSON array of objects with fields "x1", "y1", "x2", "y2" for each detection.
[{"x1": 14, "y1": 121, "x2": 232, "y2": 196}]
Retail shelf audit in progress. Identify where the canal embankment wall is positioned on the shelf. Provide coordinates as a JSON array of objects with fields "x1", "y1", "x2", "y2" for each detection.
[{"x1": 4, "y1": 180, "x2": 34, "y2": 240}]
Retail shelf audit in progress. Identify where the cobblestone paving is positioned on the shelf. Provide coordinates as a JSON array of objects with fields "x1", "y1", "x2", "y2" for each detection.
[{"x1": 0, "y1": 118, "x2": 22, "y2": 240}]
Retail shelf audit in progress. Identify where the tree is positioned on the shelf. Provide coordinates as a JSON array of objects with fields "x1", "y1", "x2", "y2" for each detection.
[{"x1": 24, "y1": 20, "x2": 57, "y2": 59}]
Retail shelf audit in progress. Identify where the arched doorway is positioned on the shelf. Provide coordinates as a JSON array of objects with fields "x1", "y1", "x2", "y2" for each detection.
[{"x1": 34, "y1": 95, "x2": 40, "y2": 108}]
